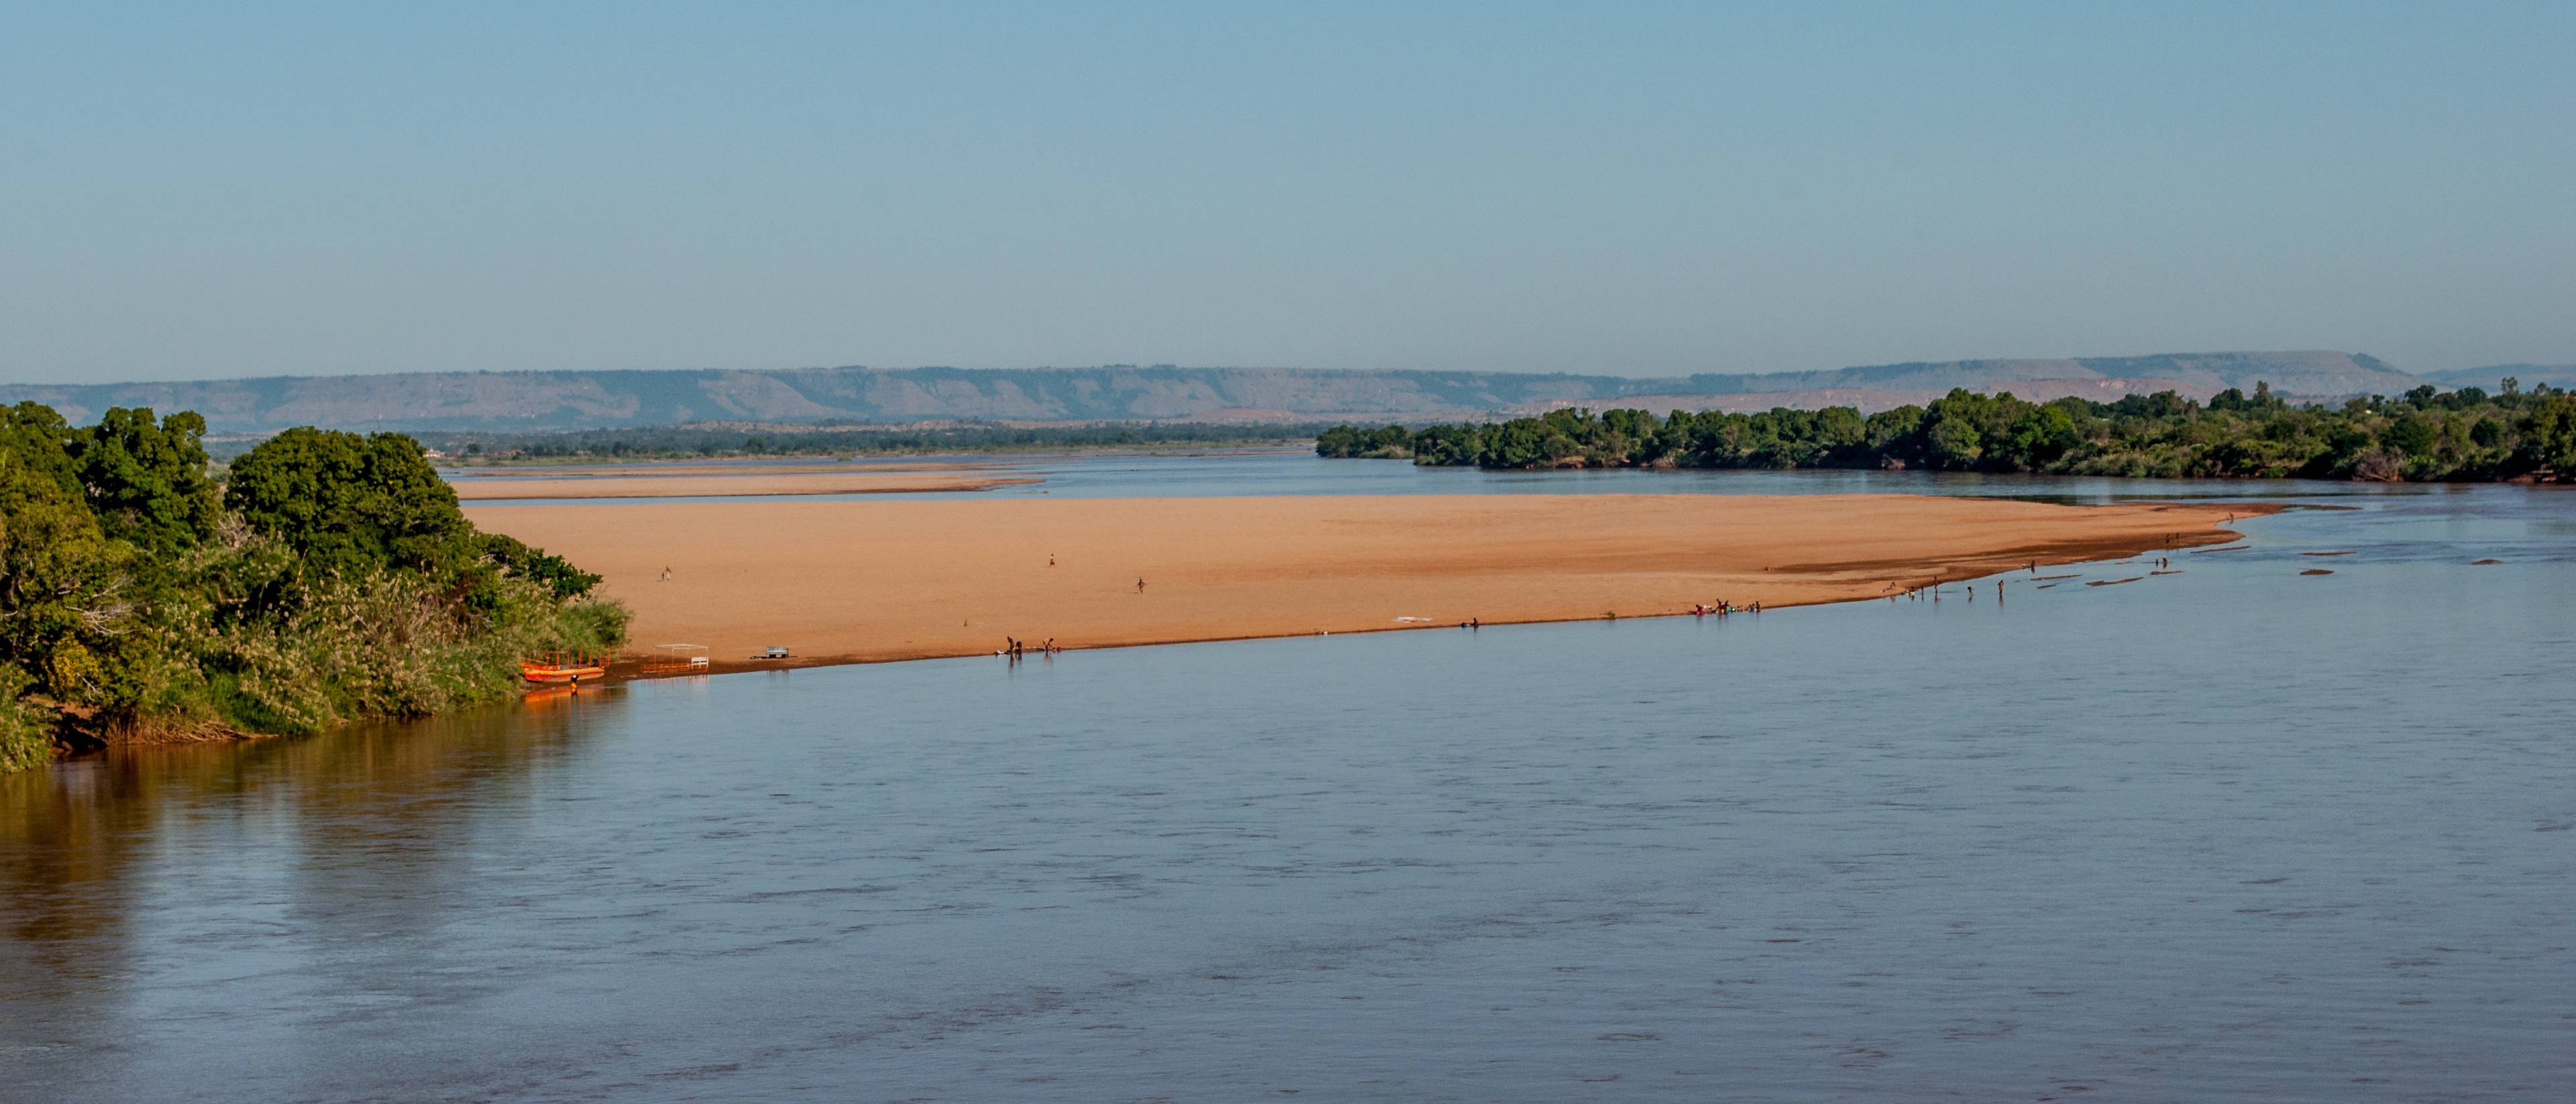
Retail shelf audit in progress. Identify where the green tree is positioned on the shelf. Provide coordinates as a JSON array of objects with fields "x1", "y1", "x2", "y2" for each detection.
[
  {"x1": 2383, "y1": 415, "x2": 2437, "y2": 458},
  {"x1": 224, "y1": 428, "x2": 476, "y2": 577},
  {"x1": 1409, "y1": 423, "x2": 1485, "y2": 465},
  {"x1": 1484, "y1": 419, "x2": 1552, "y2": 468},
  {"x1": 2005, "y1": 404, "x2": 2080, "y2": 470},
  {"x1": 2519, "y1": 393, "x2": 2576, "y2": 476},
  {"x1": 1314, "y1": 425, "x2": 1364, "y2": 457},
  {"x1": 68, "y1": 406, "x2": 219, "y2": 556},
  {"x1": 1864, "y1": 406, "x2": 1925, "y2": 465},
  {"x1": 477, "y1": 533, "x2": 602, "y2": 601},
  {"x1": 0, "y1": 405, "x2": 142, "y2": 709},
  {"x1": 1925, "y1": 418, "x2": 1983, "y2": 468}
]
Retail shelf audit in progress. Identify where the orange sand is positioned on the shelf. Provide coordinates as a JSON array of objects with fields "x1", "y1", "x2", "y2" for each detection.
[
  {"x1": 455, "y1": 460, "x2": 1017, "y2": 478},
  {"x1": 463, "y1": 494, "x2": 2257, "y2": 668},
  {"x1": 451, "y1": 472, "x2": 1038, "y2": 500}
]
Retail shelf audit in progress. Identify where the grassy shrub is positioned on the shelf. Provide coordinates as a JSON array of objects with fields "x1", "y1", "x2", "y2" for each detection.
[{"x1": 211, "y1": 570, "x2": 631, "y2": 737}]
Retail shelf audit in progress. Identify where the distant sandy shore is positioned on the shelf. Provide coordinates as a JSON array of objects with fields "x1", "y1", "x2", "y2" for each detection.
[
  {"x1": 464, "y1": 494, "x2": 2261, "y2": 669},
  {"x1": 452, "y1": 460, "x2": 1018, "y2": 478},
  {"x1": 452, "y1": 472, "x2": 1039, "y2": 500}
]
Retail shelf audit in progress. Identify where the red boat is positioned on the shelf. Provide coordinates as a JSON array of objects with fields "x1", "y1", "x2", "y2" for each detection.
[{"x1": 521, "y1": 653, "x2": 608, "y2": 685}]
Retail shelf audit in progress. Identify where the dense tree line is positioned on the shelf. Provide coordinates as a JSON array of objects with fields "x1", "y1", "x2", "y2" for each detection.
[
  {"x1": 1319, "y1": 381, "x2": 2576, "y2": 482},
  {"x1": 1, "y1": 404, "x2": 624, "y2": 773},
  {"x1": 400, "y1": 420, "x2": 1338, "y2": 463}
]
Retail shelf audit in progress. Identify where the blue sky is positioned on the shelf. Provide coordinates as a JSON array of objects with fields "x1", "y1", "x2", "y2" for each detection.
[{"x1": 4, "y1": 1, "x2": 2571, "y2": 383}]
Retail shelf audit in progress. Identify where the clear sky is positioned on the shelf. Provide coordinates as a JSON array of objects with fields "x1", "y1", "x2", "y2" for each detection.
[{"x1": 5, "y1": 2, "x2": 2571, "y2": 384}]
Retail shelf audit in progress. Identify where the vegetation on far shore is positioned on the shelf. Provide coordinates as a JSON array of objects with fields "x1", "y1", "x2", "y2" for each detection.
[
  {"x1": 2, "y1": 402, "x2": 625, "y2": 773},
  {"x1": 375, "y1": 420, "x2": 1338, "y2": 465},
  {"x1": 1318, "y1": 381, "x2": 2576, "y2": 482}
]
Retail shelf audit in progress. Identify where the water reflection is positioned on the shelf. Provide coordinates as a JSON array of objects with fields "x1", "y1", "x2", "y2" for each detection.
[{"x1": 0, "y1": 696, "x2": 612, "y2": 995}]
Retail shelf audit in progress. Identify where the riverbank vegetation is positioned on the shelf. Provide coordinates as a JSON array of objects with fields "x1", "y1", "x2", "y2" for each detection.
[
  {"x1": 1, "y1": 403, "x2": 625, "y2": 772},
  {"x1": 1318, "y1": 382, "x2": 2576, "y2": 482}
]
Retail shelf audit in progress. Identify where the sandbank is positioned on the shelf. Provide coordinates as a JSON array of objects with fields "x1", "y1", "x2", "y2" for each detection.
[
  {"x1": 465, "y1": 493, "x2": 2263, "y2": 672},
  {"x1": 453, "y1": 472, "x2": 1038, "y2": 500},
  {"x1": 453, "y1": 460, "x2": 1018, "y2": 478}
]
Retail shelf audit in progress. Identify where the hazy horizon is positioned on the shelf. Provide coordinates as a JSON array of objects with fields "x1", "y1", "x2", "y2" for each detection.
[
  {"x1": 7, "y1": 3, "x2": 2573, "y2": 386},
  {"x1": 11, "y1": 348, "x2": 2561, "y2": 393}
]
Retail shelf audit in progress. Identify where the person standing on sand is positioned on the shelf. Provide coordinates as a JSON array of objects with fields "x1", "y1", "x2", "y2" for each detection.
[
  {"x1": 1136, "y1": 577, "x2": 1146, "y2": 594},
  {"x1": 660, "y1": 566, "x2": 672, "y2": 582},
  {"x1": 1049, "y1": 555, "x2": 1055, "y2": 567}
]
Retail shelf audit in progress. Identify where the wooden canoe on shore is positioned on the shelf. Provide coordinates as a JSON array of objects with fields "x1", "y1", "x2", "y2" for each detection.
[{"x1": 521, "y1": 655, "x2": 607, "y2": 685}]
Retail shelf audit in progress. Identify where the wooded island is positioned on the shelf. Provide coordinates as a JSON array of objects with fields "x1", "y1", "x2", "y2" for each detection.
[{"x1": 1319, "y1": 383, "x2": 2576, "y2": 481}]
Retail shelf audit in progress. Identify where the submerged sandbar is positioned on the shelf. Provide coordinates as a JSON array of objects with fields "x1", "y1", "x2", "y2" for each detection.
[{"x1": 465, "y1": 493, "x2": 2257, "y2": 669}]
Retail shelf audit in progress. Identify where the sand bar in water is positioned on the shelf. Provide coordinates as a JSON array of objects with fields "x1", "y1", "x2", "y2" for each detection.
[
  {"x1": 466, "y1": 493, "x2": 2260, "y2": 667},
  {"x1": 454, "y1": 472, "x2": 1038, "y2": 500}
]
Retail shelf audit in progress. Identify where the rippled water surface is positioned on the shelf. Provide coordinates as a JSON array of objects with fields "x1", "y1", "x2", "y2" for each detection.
[{"x1": 5, "y1": 471, "x2": 2572, "y2": 1101}]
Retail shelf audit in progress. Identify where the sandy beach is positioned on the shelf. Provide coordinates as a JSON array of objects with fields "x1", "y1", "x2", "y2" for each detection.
[
  {"x1": 464, "y1": 493, "x2": 2258, "y2": 670},
  {"x1": 451, "y1": 472, "x2": 1039, "y2": 500}
]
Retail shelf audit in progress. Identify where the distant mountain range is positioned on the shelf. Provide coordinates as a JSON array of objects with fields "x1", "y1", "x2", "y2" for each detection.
[{"x1": 0, "y1": 351, "x2": 2536, "y2": 435}]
